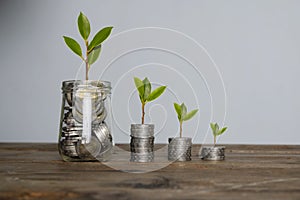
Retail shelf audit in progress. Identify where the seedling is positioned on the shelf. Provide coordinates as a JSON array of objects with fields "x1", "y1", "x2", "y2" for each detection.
[
  {"x1": 174, "y1": 103, "x2": 198, "y2": 138},
  {"x1": 134, "y1": 77, "x2": 166, "y2": 124},
  {"x1": 210, "y1": 123, "x2": 227, "y2": 145},
  {"x1": 63, "y1": 12, "x2": 113, "y2": 80}
]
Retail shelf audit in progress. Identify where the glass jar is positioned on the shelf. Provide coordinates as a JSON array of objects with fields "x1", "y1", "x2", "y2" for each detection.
[{"x1": 58, "y1": 80, "x2": 113, "y2": 162}]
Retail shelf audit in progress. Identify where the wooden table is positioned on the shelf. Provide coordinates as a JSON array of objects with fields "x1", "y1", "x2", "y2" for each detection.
[{"x1": 0, "y1": 143, "x2": 300, "y2": 200}]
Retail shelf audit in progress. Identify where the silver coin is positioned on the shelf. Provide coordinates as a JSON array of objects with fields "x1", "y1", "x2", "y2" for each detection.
[
  {"x1": 200, "y1": 146, "x2": 225, "y2": 161},
  {"x1": 130, "y1": 144, "x2": 153, "y2": 149},
  {"x1": 63, "y1": 145, "x2": 77, "y2": 151},
  {"x1": 130, "y1": 124, "x2": 154, "y2": 138},
  {"x1": 93, "y1": 123, "x2": 113, "y2": 155},
  {"x1": 62, "y1": 80, "x2": 76, "y2": 106},
  {"x1": 61, "y1": 132, "x2": 81, "y2": 137},
  {"x1": 168, "y1": 147, "x2": 191, "y2": 151},
  {"x1": 62, "y1": 150, "x2": 78, "y2": 157},
  {"x1": 131, "y1": 124, "x2": 154, "y2": 129},
  {"x1": 99, "y1": 141, "x2": 113, "y2": 152},
  {"x1": 130, "y1": 158, "x2": 154, "y2": 162},
  {"x1": 64, "y1": 135, "x2": 82, "y2": 140},
  {"x1": 131, "y1": 147, "x2": 153, "y2": 150},
  {"x1": 130, "y1": 137, "x2": 154, "y2": 142},
  {"x1": 64, "y1": 106, "x2": 72, "y2": 111},
  {"x1": 61, "y1": 139, "x2": 79, "y2": 145},
  {"x1": 93, "y1": 123, "x2": 110, "y2": 142},
  {"x1": 169, "y1": 137, "x2": 192, "y2": 142},
  {"x1": 168, "y1": 156, "x2": 191, "y2": 161},
  {"x1": 168, "y1": 138, "x2": 192, "y2": 162},
  {"x1": 65, "y1": 93, "x2": 73, "y2": 107},
  {"x1": 77, "y1": 135, "x2": 101, "y2": 159},
  {"x1": 169, "y1": 141, "x2": 192, "y2": 145},
  {"x1": 73, "y1": 107, "x2": 107, "y2": 124},
  {"x1": 62, "y1": 126, "x2": 83, "y2": 132},
  {"x1": 131, "y1": 156, "x2": 154, "y2": 159},
  {"x1": 131, "y1": 154, "x2": 154, "y2": 158},
  {"x1": 130, "y1": 148, "x2": 154, "y2": 153},
  {"x1": 130, "y1": 142, "x2": 154, "y2": 146},
  {"x1": 63, "y1": 117, "x2": 82, "y2": 127},
  {"x1": 130, "y1": 159, "x2": 154, "y2": 162}
]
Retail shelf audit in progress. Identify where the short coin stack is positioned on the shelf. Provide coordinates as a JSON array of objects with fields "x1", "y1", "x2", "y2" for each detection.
[
  {"x1": 168, "y1": 137, "x2": 192, "y2": 161},
  {"x1": 130, "y1": 124, "x2": 154, "y2": 162},
  {"x1": 200, "y1": 146, "x2": 225, "y2": 161}
]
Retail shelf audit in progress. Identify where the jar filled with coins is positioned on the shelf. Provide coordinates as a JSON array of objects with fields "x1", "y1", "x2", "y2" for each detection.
[{"x1": 58, "y1": 80, "x2": 113, "y2": 162}]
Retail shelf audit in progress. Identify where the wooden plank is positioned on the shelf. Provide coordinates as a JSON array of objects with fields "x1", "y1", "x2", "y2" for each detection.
[{"x1": 0, "y1": 143, "x2": 300, "y2": 200}]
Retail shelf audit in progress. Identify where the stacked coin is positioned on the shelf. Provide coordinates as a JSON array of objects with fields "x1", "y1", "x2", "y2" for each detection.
[
  {"x1": 130, "y1": 124, "x2": 154, "y2": 162},
  {"x1": 200, "y1": 146, "x2": 225, "y2": 161},
  {"x1": 168, "y1": 137, "x2": 192, "y2": 161},
  {"x1": 93, "y1": 123, "x2": 113, "y2": 161},
  {"x1": 59, "y1": 80, "x2": 113, "y2": 161}
]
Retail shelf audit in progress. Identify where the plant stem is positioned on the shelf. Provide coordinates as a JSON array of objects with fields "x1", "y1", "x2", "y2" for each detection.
[
  {"x1": 141, "y1": 103, "x2": 145, "y2": 124},
  {"x1": 85, "y1": 40, "x2": 89, "y2": 81},
  {"x1": 85, "y1": 60, "x2": 89, "y2": 80},
  {"x1": 179, "y1": 121, "x2": 183, "y2": 138},
  {"x1": 214, "y1": 135, "x2": 216, "y2": 146}
]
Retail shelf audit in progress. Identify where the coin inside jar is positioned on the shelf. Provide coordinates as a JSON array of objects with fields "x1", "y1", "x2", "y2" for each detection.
[{"x1": 77, "y1": 135, "x2": 101, "y2": 159}]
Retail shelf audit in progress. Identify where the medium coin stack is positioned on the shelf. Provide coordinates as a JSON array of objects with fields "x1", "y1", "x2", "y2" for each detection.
[
  {"x1": 168, "y1": 137, "x2": 192, "y2": 161},
  {"x1": 59, "y1": 81, "x2": 113, "y2": 161},
  {"x1": 130, "y1": 124, "x2": 154, "y2": 162},
  {"x1": 200, "y1": 146, "x2": 225, "y2": 161}
]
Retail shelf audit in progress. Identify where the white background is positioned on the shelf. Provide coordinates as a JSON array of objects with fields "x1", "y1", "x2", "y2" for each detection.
[{"x1": 0, "y1": 0, "x2": 299, "y2": 144}]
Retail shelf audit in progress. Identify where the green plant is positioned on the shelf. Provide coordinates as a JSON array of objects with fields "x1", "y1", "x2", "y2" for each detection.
[
  {"x1": 174, "y1": 103, "x2": 198, "y2": 138},
  {"x1": 63, "y1": 12, "x2": 113, "y2": 80},
  {"x1": 134, "y1": 77, "x2": 167, "y2": 124},
  {"x1": 210, "y1": 123, "x2": 227, "y2": 145}
]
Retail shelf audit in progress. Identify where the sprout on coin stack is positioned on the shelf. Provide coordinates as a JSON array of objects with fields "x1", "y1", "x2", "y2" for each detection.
[
  {"x1": 200, "y1": 123, "x2": 227, "y2": 161},
  {"x1": 130, "y1": 77, "x2": 166, "y2": 162},
  {"x1": 58, "y1": 12, "x2": 113, "y2": 162},
  {"x1": 168, "y1": 103, "x2": 198, "y2": 162}
]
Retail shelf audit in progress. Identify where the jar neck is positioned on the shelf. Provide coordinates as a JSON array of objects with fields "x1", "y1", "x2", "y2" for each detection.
[{"x1": 62, "y1": 80, "x2": 111, "y2": 94}]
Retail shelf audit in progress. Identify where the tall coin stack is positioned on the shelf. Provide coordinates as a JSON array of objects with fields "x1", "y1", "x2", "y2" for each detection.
[
  {"x1": 58, "y1": 80, "x2": 113, "y2": 162},
  {"x1": 130, "y1": 124, "x2": 155, "y2": 162},
  {"x1": 168, "y1": 137, "x2": 192, "y2": 161}
]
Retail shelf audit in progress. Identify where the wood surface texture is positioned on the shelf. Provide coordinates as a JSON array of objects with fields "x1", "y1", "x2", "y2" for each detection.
[{"x1": 0, "y1": 143, "x2": 300, "y2": 200}]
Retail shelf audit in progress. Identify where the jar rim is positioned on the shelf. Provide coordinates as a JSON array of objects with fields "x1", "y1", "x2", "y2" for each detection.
[
  {"x1": 62, "y1": 80, "x2": 111, "y2": 92},
  {"x1": 75, "y1": 80, "x2": 111, "y2": 89}
]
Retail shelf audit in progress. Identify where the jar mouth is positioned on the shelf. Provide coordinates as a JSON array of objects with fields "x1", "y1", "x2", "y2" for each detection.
[
  {"x1": 62, "y1": 80, "x2": 111, "y2": 93},
  {"x1": 75, "y1": 80, "x2": 111, "y2": 89}
]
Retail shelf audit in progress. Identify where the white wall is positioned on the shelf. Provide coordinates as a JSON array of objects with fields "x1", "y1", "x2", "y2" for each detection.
[{"x1": 0, "y1": 0, "x2": 299, "y2": 144}]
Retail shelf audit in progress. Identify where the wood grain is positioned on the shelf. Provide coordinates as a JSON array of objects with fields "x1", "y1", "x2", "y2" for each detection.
[{"x1": 0, "y1": 143, "x2": 300, "y2": 200}]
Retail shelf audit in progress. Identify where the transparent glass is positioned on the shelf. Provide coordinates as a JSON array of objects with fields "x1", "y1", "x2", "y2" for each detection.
[{"x1": 58, "y1": 80, "x2": 113, "y2": 162}]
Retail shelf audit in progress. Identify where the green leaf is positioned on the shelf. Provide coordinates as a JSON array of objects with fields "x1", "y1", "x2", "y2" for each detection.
[
  {"x1": 182, "y1": 109, "x2": 198, "y2": 121},
  {"x1": 210, "y1": 123, "x2": 217, "y2": 136},
  {"x1": 88, "y1": 45, "x2": 101, "y2": 66},
  {"x1": 77, "y1": 12, "x2": 90, "y2": 40},
  {"x1": 215, "y1": 123, "x2": 219, "y2": 132},
  {"x1": 218, "y1": 127, "x2": 227, "y2": 135},
  {"x1": 63, "y1": 36, "x2": 82, "y2": 58},
  {"x1": 210, "y1": 123, "x2": 216, "y2": 132},
  {"x1": 147, "y1": 86, "x2": 166, "y2": 102},
  {"x1": 143, "y1": 78, "x2": 151, "y2": 101},
  {"x1": 174, "y1": 103, "x2": 181, "y2": 120},
  {"x1": 134, "y1": 77, "x2": 144, "y2": 101},
  {"x1": 88, "y1": 26, "x2": 113, "y2": 51},
  {"x1": 180, "y1": 103, "x2": 187, "y2": 120}
]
